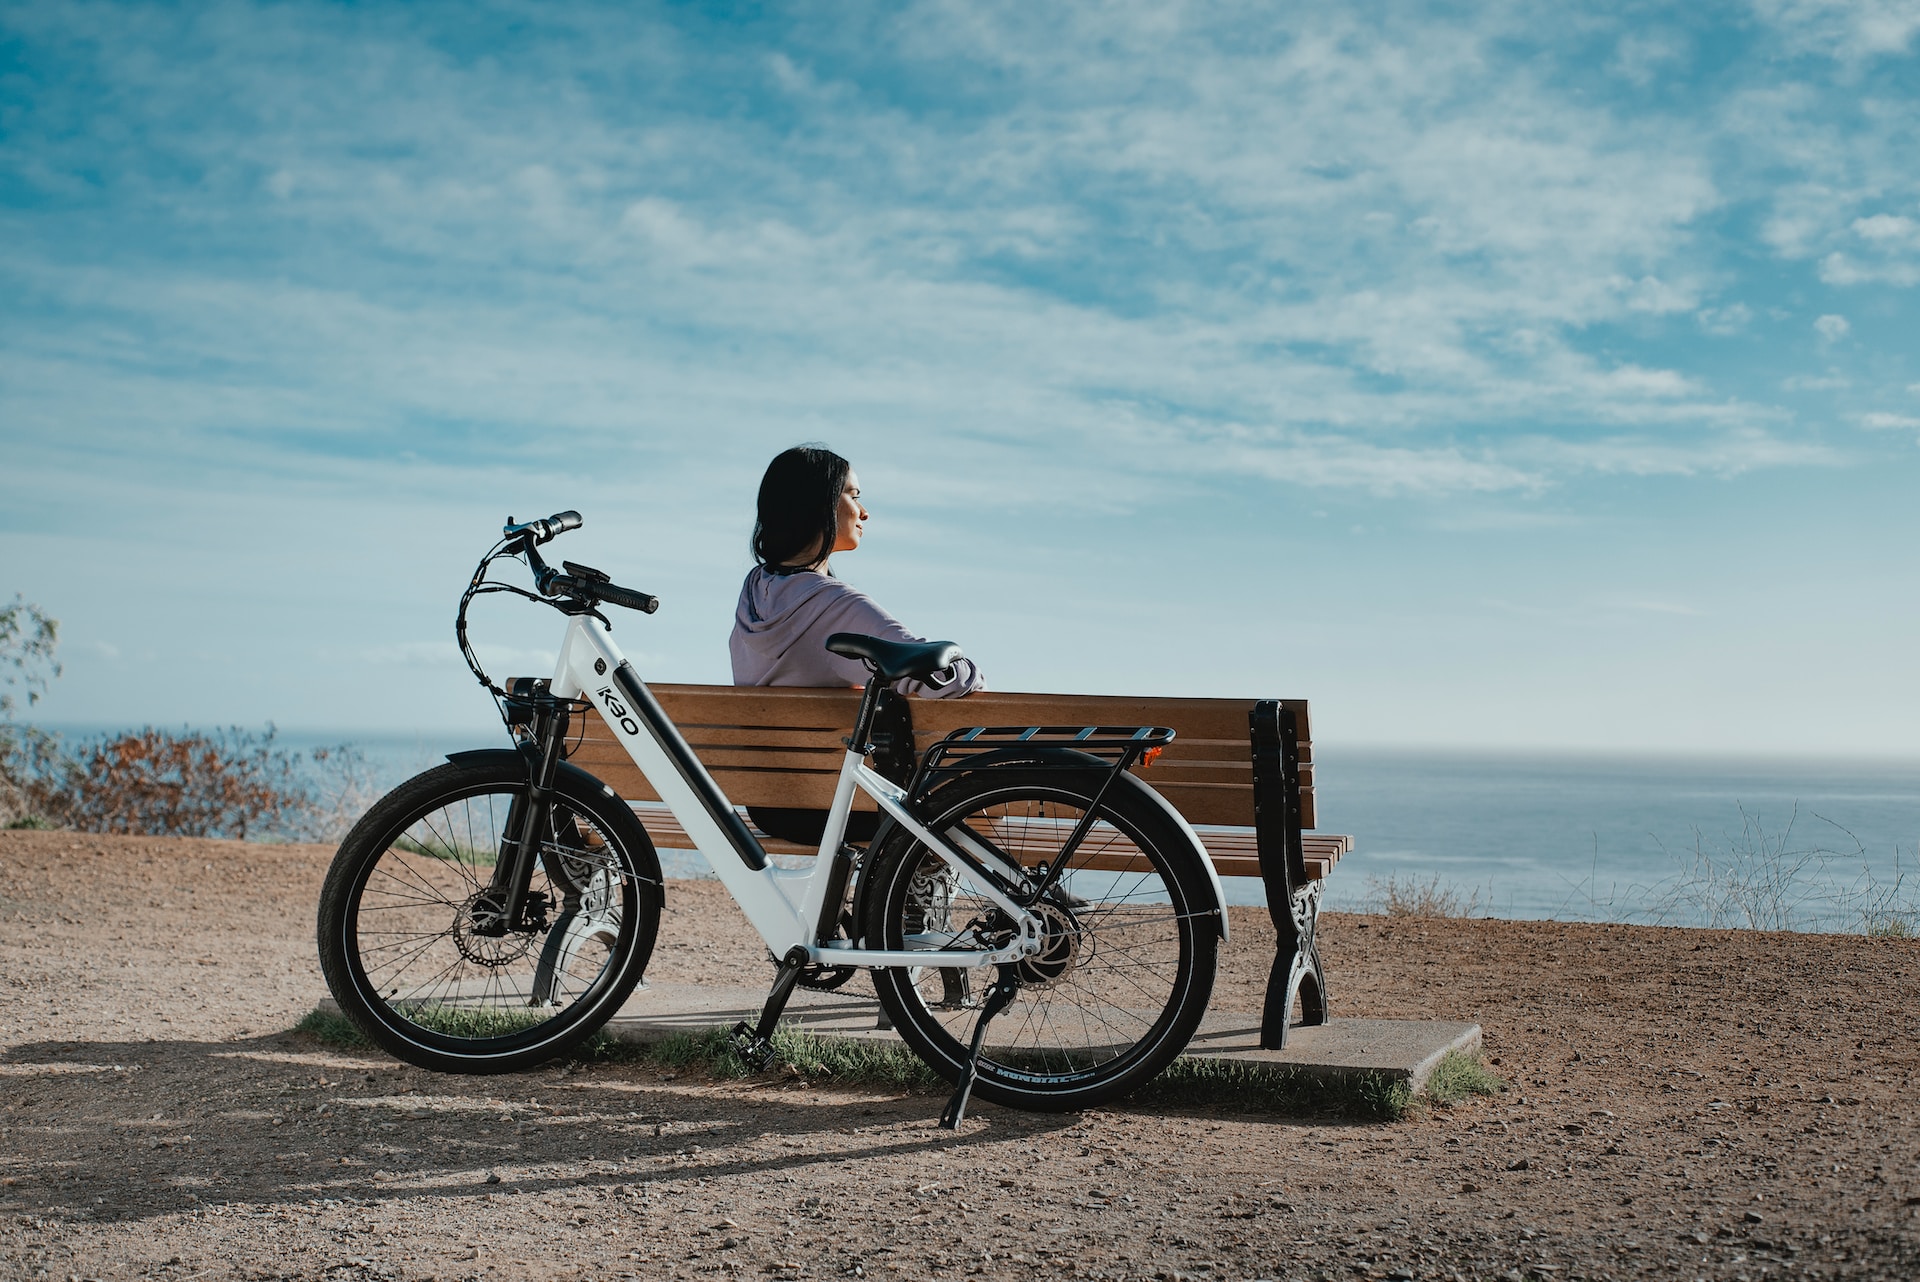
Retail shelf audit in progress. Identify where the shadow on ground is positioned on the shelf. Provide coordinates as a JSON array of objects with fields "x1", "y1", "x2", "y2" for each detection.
[{"x1": 1, "y1": 1029, "x2": 1109, "y2": 1223}]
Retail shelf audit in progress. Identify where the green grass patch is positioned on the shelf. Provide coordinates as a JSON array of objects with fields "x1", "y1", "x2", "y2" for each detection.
[
  {"x1": 294, "y1": 1004, "x2": 1463, "y2": 1123},
  {"x1": 295, "y1": 1007, "x2": 373, "y2": 1050},
  {"x1": 595, "y1": 1027, "x2": 742, "y2": 1073},
  {"x1": 772, "y1": 1029, "x2": 946, "y2": 1092},
  {"x1": 1422, "y1": 1049, "x2": 1504, "y2": 1107},
  {"x1": 1139, "y1": 1055, "x2": 1414, "y2": 1121},
  {"x1": 393, "y1": 834, "x2": 497, "y2": 867},
  {"x1": 575, "y1": 1027, "x2": 944, "y2": 1092},
  {"x1": 397, "y1": 1005, "x2": 552, "y2": 1040},
  {"x1": 294, "y1": 1004, "x2": 552, "y2": 1049},
  {"x1": 5, "y1": 814, "x2": 59, "y2": 830},
  {"x1": 586, "y1": 1031, "x2": 1411, "y2": 1118}
]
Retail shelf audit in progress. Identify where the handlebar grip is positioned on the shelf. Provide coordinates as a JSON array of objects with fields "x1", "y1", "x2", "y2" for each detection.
[
  {"x1": 596, "y1": 582, "x2": 660, "y2": 615},
  {"x1": 505, "y1": 510, "x2": 585, "y2": 545}
]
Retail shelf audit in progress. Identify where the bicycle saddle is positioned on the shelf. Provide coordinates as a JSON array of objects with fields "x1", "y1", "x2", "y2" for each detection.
[{"x1": 825, "y1": 633, "x2": 964, "y2": 682}]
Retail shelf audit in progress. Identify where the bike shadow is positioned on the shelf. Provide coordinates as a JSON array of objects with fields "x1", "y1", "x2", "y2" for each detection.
[{"x1": 0, "y1": 1028, "x2": 1081, "y2": 1225}]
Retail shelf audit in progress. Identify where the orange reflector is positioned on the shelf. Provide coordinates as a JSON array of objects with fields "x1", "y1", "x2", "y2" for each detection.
[{"x1": 1139, "y1": 746, "x2": 1163, "y2": 768}]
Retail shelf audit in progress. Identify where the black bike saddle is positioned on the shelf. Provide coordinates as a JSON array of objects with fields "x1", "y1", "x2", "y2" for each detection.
[{"x1": 825, "y1": 633, "x2": 964, "y2": 682}]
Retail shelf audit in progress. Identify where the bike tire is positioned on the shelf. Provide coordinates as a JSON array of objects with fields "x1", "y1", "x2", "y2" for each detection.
[
  {"x1": 861, "y1": 766, "x2": 1218, "y2": 1112},
  {"x1": 316, "y1": 756, "x2": 662, "y2": 1074}
]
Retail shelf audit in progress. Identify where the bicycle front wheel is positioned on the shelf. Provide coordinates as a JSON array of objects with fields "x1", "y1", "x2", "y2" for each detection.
[
  {"x1": 316, "y1": 757, "x2": 662, "y2": 1074},
  {"x1": 862, "y1": 766, "x2": 1218, "y2": 1112}
]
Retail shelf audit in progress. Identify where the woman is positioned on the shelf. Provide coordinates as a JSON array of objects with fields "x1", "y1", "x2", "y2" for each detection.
[
  {"x1": 731, "y1": 444, "x2": 985, "y2": 844},
  {"x1": 730, "y1": 444, "x2": 985, "y2": 698}
]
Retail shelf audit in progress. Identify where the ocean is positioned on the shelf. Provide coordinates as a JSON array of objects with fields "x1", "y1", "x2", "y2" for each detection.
[
  {"x1": 1306, "y1": 747, "x2": 1920, "y2": 930},
  {"x1": 32, "y1": 724, "x2": 1920, "y2": 933}
]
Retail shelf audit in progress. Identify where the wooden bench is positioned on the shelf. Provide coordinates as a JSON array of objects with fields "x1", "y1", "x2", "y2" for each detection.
[{"x1": 555, "y1": 684, "x2": 1351, "y2": 1048}]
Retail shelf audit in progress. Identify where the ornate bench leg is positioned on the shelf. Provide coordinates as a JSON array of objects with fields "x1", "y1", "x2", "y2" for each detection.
[
  {"x1": 1288, "y1": 882, "x2": 1327, "y2": 1027},
  {"x1": 1252, "y1": 700, "x2": 1328, "y2": 1050},
  {"x1": 1262, "y1": 881, "x2": 1328, "y2": 1049}
]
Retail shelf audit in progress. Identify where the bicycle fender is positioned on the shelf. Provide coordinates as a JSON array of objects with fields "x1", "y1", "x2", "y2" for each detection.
[
  {"x1": 1104, "y1": 770, "x2": 1230, "y2": 943},
  {"x1": 444, "y1": 747, "x2": 633, "y2": 803},
  {"x1": 441, "y1": 748, "x2": 666, "y2": 885},
  {"x1": 891, "y1": 756, "x2": 1230, "y2": 944}
]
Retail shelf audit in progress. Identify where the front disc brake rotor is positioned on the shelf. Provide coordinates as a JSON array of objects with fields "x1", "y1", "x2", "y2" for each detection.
[{"x1": 453, "y1": 891, "x2": 535, "y2": 967}]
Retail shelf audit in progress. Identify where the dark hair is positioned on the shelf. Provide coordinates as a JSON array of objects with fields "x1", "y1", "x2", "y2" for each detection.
[{"x1": 752, "y1": 444, "x2": 850, "y2": 572}]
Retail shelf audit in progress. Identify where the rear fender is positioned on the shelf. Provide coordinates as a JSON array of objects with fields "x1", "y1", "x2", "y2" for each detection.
[{"x1": 877, "y1": 752, "x2": 1229, "y2": 943}]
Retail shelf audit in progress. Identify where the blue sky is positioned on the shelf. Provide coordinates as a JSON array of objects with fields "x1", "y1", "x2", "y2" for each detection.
[{"x1": 2, "y1": 0, "x2": 1917, "y2": 755}]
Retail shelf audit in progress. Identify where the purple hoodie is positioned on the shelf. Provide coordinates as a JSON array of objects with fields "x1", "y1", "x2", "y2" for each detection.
[{"x1": 729, "y1": 566, "x2": 986, "y2": 698}]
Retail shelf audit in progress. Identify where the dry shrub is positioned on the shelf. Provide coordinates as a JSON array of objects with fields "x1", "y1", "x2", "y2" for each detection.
[
  {"x1": 1648, "y1": 806, "x2": 1920, "y2": 936},
  {"x1": 304, "y1": 743, "x2": 383, "y2": 842},
  {"x1": 0, "y1": 596, "x2": 60, "y2": 720},
  {"x1": 1366, "y1": 872, "x2": 1483, "y2": 918},
  {"x1": 7, "y1": 725, "x2": 313, "y2": 840}
]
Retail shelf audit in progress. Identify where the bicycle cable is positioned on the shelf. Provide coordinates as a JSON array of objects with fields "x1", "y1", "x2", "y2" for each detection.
[
  {"x1": 455, "y1": 516, "x2": 622, "y2": 730},
  {"x1": 456, "y1": 538, "x2": 565, "y2": 719}
]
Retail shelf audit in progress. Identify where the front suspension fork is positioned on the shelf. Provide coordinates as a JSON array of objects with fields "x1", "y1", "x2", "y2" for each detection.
[{"x1": 485, "y1": 695, "x2": 573, "y2": 930}]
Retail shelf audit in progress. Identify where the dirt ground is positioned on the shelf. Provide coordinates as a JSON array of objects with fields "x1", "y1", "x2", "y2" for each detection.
[{"x1": 3, "y1": 829, "x2": 1918, "y2": 1281}]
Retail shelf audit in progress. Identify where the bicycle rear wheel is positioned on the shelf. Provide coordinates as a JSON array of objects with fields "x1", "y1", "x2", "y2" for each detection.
[
  {"x1": 861, "y1": 766, "x2": 1218, "y2": 1112},
  {"x1": 316, "y1": 757, "x2": 662, "y2": 1074}
]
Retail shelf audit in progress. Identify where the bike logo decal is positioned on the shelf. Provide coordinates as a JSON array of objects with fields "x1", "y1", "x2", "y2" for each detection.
[{"x1": 595, "y1": 686, "x2": 642, "y2": 737}]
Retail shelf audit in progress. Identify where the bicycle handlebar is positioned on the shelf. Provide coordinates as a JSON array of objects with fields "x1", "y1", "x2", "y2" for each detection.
[
  {"x1": 498, "y1": 511, "x2": 661, "y2": 615},
  {"x1": 503, "y1": 510, "x2": 583, "y2": 545},
  {"x1": 547, "y1": 573, "x2": 660, "y2": 615}
]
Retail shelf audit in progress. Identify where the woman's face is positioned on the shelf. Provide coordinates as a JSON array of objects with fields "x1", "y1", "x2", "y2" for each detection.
[{"x1": 830, "y1": 470, "x2": 868, "y2": 555}]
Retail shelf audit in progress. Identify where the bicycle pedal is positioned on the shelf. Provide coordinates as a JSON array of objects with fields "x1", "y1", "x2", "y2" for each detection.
[{"x1": 729, "y1": 1021, "x2": 776, "y2": 1072}]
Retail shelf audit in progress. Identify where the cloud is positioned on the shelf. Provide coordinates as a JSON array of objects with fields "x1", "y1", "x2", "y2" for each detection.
[
  {"x1": 1815, "y1": 313, "x2": 1852, "y2": 340},
  {"x1": 1821, "y1": 252, "x2": 1920, "y2": 285},
  {"x1": 1750, "y1": 0, "x2": 1920, "y2": 60},
  {"x1": 1608, "y1": 30, "x2": 1691, "y2": 85},
  {"x1": 1520, "y1": 427, "x2": 1841, "y2": 478},
  {"x1": 1859, "y1": 411, "x2": 1920, "y2": 429},
  {"x1": 0, "y1": 0, "x2": 1908, "y2": 522},
  {"x1": 348, "y1": 643, "x2": 452, "y2": 667},
  {"x1": 1854, "y1": 213, "x2": 1918, "y2": 241},
  {"x1": 1696, "y1": 303, "x2": 1753, "y2": 335}
]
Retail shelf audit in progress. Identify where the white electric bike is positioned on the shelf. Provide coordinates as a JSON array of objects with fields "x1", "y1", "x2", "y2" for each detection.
[{"x1": 317, "y1": 512, "x2": 1224, "y2": 1125}]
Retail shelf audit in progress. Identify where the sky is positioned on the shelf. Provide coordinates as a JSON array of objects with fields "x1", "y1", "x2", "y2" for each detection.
[{"x1": 2, "y1": 0, "x2": 1918, "y2": 756}]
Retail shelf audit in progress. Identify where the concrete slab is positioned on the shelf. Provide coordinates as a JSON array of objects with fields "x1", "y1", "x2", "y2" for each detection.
[
  {"x1": 317, "y1": 983, "x2": 1481, "y2": 1094},
  {"x1": 610, "y1": 984, "x2": 1483, "y2": 1094},
  {"x1": 1181, "y1": 1014, "x2": 1482, "y2": 1092}
]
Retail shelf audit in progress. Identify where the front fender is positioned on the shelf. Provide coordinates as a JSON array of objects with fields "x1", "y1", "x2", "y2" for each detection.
[
  {"x1": 442, "y1": 747, "x2": 665, "y2": 889},
  {"x1": 444, "y1": 747, "x2": 625, "y2": 802}
]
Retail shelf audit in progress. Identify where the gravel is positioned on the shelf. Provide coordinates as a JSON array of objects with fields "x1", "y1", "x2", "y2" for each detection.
[{"x1": 3, "y1": 828, "x2": 1918, "y2": 1280}]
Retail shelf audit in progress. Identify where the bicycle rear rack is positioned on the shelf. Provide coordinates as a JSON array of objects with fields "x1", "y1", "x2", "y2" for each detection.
[{"x1": 918, "y1": 724, "x2": 1174, "y2": 777}]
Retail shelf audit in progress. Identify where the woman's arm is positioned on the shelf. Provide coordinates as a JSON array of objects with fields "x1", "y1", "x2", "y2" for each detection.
[{"x1": 809, "y1": 581, "x2": 986, "y2": 698}]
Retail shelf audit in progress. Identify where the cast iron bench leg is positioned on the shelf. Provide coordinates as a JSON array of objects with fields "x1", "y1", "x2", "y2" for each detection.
[{"x1": 1253, "y1": 701, "x2": 1330, "y2": 1050}]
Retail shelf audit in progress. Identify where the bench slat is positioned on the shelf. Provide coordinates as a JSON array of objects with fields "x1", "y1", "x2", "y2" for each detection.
[
  {"x1": 642, "y1": 685, "x2": 1316, "y2": 829},
  {"x1": 540, "y1": 682, "x2": 1325, "y2": 842}
]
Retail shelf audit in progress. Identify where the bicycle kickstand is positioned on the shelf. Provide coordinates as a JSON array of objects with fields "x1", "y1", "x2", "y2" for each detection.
[
  {"x1": 731, "y1": 946, "x2": 810, "y2": 1072},
  {"x1": 938, "y1": 966, "x2": 1021, "y2": 1131}
]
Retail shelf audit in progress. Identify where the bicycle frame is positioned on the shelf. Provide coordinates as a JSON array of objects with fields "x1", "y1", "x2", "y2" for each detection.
[{"x1": 546, "y1": 613, "x2": 1045, "y2": 969}]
